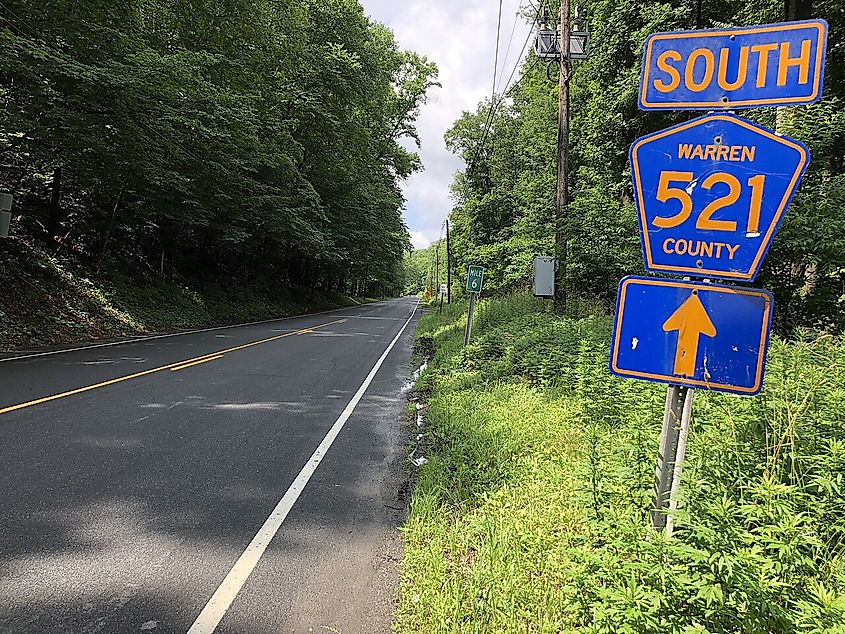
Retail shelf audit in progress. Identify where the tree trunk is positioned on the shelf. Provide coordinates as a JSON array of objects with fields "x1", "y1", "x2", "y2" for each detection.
[
  {"x1": 97, "y1": 182, "x2": 126, "y2": 268},
  {"x1": 784, "y1": 0, "x2": 812, "y2": 20},
  {"x1": 47, "y1": 166, "x2": 63, "y2": 239}
]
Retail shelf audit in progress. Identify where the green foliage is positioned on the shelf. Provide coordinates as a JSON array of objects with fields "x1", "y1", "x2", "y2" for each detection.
[
  {"x1": 404, "y1": 239, "x2": 451, "y2": 296},
  {"x1": 398, "y1": 294, "x2": 845, "y2": 633},
  {"x1": 404, "y1": 243, "x2": 436, "y2": 295},
  {"x1": 0, "y1": 0, "x2": 438, "y2": 298},
  {"x1": 0, "y1": 238, "x2": 370, "y2": 351},
  {"x1": 446, "y1": 0, "x2": 845, "y2": 332}
]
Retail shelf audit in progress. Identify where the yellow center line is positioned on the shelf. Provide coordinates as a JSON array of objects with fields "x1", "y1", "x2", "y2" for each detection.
[
  {"x1": 170, "y1": 355, "x2": 225, "y2": 372},
  {"x1": 0, "y1": 319, "x2": 347, "y2": 416}
]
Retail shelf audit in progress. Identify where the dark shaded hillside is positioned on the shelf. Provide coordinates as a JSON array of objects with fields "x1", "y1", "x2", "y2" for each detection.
[{"x1": 0, "y1": 238, "x2": 372, "y2": 352}]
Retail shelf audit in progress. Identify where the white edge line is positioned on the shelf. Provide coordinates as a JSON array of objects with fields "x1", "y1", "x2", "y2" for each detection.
[
  {"x1": 186, "y1": 298, "x2": 420, "y2": 634},
  {"x1": 0, "y1": 300, "x2": 392, "y2": 363}
]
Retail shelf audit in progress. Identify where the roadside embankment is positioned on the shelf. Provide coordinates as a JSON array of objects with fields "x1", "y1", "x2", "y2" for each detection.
[
  {"x1": 397, "y1": 293, "x2": 845, "y2": 633},
  {"x1": 0, "y1": 238, "x2": 375, "y2": 353}
]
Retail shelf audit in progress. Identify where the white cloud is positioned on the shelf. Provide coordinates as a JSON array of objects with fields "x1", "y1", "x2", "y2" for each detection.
[
  {"x1": 360, "y1": 0, "x2": 534, "y2": 247},
  {"x1": 409, "y1": 231, "x2": 432, "y2": 249}
]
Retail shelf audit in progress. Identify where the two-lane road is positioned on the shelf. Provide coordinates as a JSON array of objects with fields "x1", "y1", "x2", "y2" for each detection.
[{"x1": 0, "y1": 297, "x2": 420, "y2": 633}]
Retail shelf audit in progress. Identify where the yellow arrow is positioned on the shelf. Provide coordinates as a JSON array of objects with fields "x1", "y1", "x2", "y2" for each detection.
[{"x1": 662, "y1": 292, "x2": 717, "y2": 378}]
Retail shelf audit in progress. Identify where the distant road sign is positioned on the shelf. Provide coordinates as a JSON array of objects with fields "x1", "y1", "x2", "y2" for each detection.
[
  {"x1": 610, "y1": 276, "x2": 773, "y2": 395},
  {"x1": 639, "y1": 20, "x2": 828, "y2": 110},
  {"x1": 466, "y1": 265, "x2": 485, "y2": 294},
  {"x1": 631, "y1": 113, "x2": 809, "y2": 281}
]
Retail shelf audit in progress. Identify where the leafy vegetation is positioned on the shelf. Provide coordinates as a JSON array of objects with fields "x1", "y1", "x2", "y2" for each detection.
[
  {"x1": 1, "y1": 0, "x2": 437, "y2": 301},
  {"x1": 446, "y1": 0, "x2": 845, "y2": 333},
  {"x1": 398, "y1": 294, "x2": 845, "y2": 633},
  {"x1": 0, "y1": 238, "x2": 372, "y2": 352},
  {"x1": 404, "y1": 239, "x2": 449, "y2": 296}
]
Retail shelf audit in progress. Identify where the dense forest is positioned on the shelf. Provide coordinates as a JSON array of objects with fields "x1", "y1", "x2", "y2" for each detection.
[
  {"x1": 0, "y1": 0, "x2": 437, "y2": 298},
  {"x1": 446, "y1": 0, "x2": 845, "y2": 334},
  {"x1": 403, "y1": 238, "x2": 448, "y2": 295}
]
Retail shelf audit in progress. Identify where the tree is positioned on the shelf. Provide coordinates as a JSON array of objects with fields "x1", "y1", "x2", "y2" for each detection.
[
  {"x1": 445, "y1": 0, "x2": 844, "y2": 332},
  {"x1": 0, "y1": 0, "x2": 438, "y2": 298}
]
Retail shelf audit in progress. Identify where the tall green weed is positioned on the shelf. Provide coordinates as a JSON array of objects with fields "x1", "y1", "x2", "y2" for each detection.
[{"x1": 398, "y1": 294, "x2": 845, "y2": 633}]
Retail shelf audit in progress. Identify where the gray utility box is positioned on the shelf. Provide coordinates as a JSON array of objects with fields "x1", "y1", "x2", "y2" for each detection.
[{"x1": 533, "y1": 256, "x2": 555, "y2": 298}]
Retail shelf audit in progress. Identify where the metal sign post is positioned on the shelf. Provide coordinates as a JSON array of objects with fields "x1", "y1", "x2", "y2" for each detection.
[
  {"x1": 464, "y1": 292, "x2": 477, "y2": 346},
  {"x1": 610, "y1": 18, "x2": 826, "y2": 533},
  {"x1": 665, "y1": 386, "x2": 695, "y2": 537},
  {"x1": 651, "y1": 385, "x2": 693, "y2": 530}
]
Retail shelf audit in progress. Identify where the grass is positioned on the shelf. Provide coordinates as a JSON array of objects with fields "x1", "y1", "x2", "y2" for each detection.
[
  {"x1": 0, "y1": 238, "x2": 376, "y2": 352},
  {"x1": 397, "y1": 294, "x2": 845, "y2": 633}
]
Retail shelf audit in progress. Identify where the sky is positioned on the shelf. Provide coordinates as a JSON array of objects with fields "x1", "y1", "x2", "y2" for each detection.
[{"x1": 359, "y1": 0, "x2": 534, "y2": 249}]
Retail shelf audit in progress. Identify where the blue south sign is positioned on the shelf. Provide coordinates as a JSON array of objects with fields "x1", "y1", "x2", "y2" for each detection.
[
  {"x1": 639, "y1": 19, "x2": 828, "y2": 110},
  {"x1": 610, "y1": 277, "x2": 774, "y2": 395},
  {"x1": 631, "y1": 113, "x2": 809, "y2": 281}
]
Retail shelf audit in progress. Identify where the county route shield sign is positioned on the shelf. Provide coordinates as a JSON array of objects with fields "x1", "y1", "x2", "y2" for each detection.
[{"x1": 631, "y1": 113, "x2": 809, "y2": 281}]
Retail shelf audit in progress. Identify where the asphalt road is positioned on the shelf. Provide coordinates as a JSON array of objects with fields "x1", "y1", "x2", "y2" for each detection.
[{"x1": 0, "y1": 297, "x2": 421, "y2": 634}]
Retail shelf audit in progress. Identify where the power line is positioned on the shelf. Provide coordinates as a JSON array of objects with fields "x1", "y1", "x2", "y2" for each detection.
[
  {"x1": 504, "y1": 54, "x2": 541, "y2": 98},
  {"x1": 467, "y1": 0, "x2": 545, "y2": 172},
  {"x1": 496, "y1": 6, "x2": 521, "y2": 90},
  {"x1": 476, "y1": 1, "x2": 544, "y2": 154},
  {"x1": 490, "y1": 0, "x2": 505, "y2": 96},
  {"x1": 0, "y1": 1, "x2": 43, "y2": 40},
  {"x1": 474, "y1": 0, "x2": 505, "y2": 167},
  {"x1": 0, "y1": 13, "x2": 30, "y2": 39}
]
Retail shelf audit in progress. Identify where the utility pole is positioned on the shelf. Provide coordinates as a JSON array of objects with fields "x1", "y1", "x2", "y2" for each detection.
[
  {"x1": 435, "y1": 238, "x2": 440, "y2": 297},
  {"x1": 554, "y1": 0, "x2": 571, "y2": 314},
  {"x1": 446, "y1": 220, "x2": 452, "y2": 304}
]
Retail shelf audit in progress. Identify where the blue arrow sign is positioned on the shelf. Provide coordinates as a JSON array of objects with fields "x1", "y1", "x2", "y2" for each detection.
[
  {"x1": 639, "y1": 20, "x2": 828, "y2": 110},
  {"x1": 610, "y1": 277, "x2": 774, "y2": 395},
  {"x1": 631, "y1": 113, "x2": 809, "y2": 281}
]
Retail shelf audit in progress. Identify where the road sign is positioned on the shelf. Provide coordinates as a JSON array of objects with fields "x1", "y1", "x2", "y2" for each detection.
[
  {"x1": 466, "y1": 265, "x2": 484, "y2": 294},
  {"x1": 639, "y1": 19, "x2": 828, "y2": 110},
  {"x1": 610, "y1": 277, "x2": 773, "y2": 395},
  {"x1": 631, "y1": 113, "x2": 809, "y2": 281}
]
